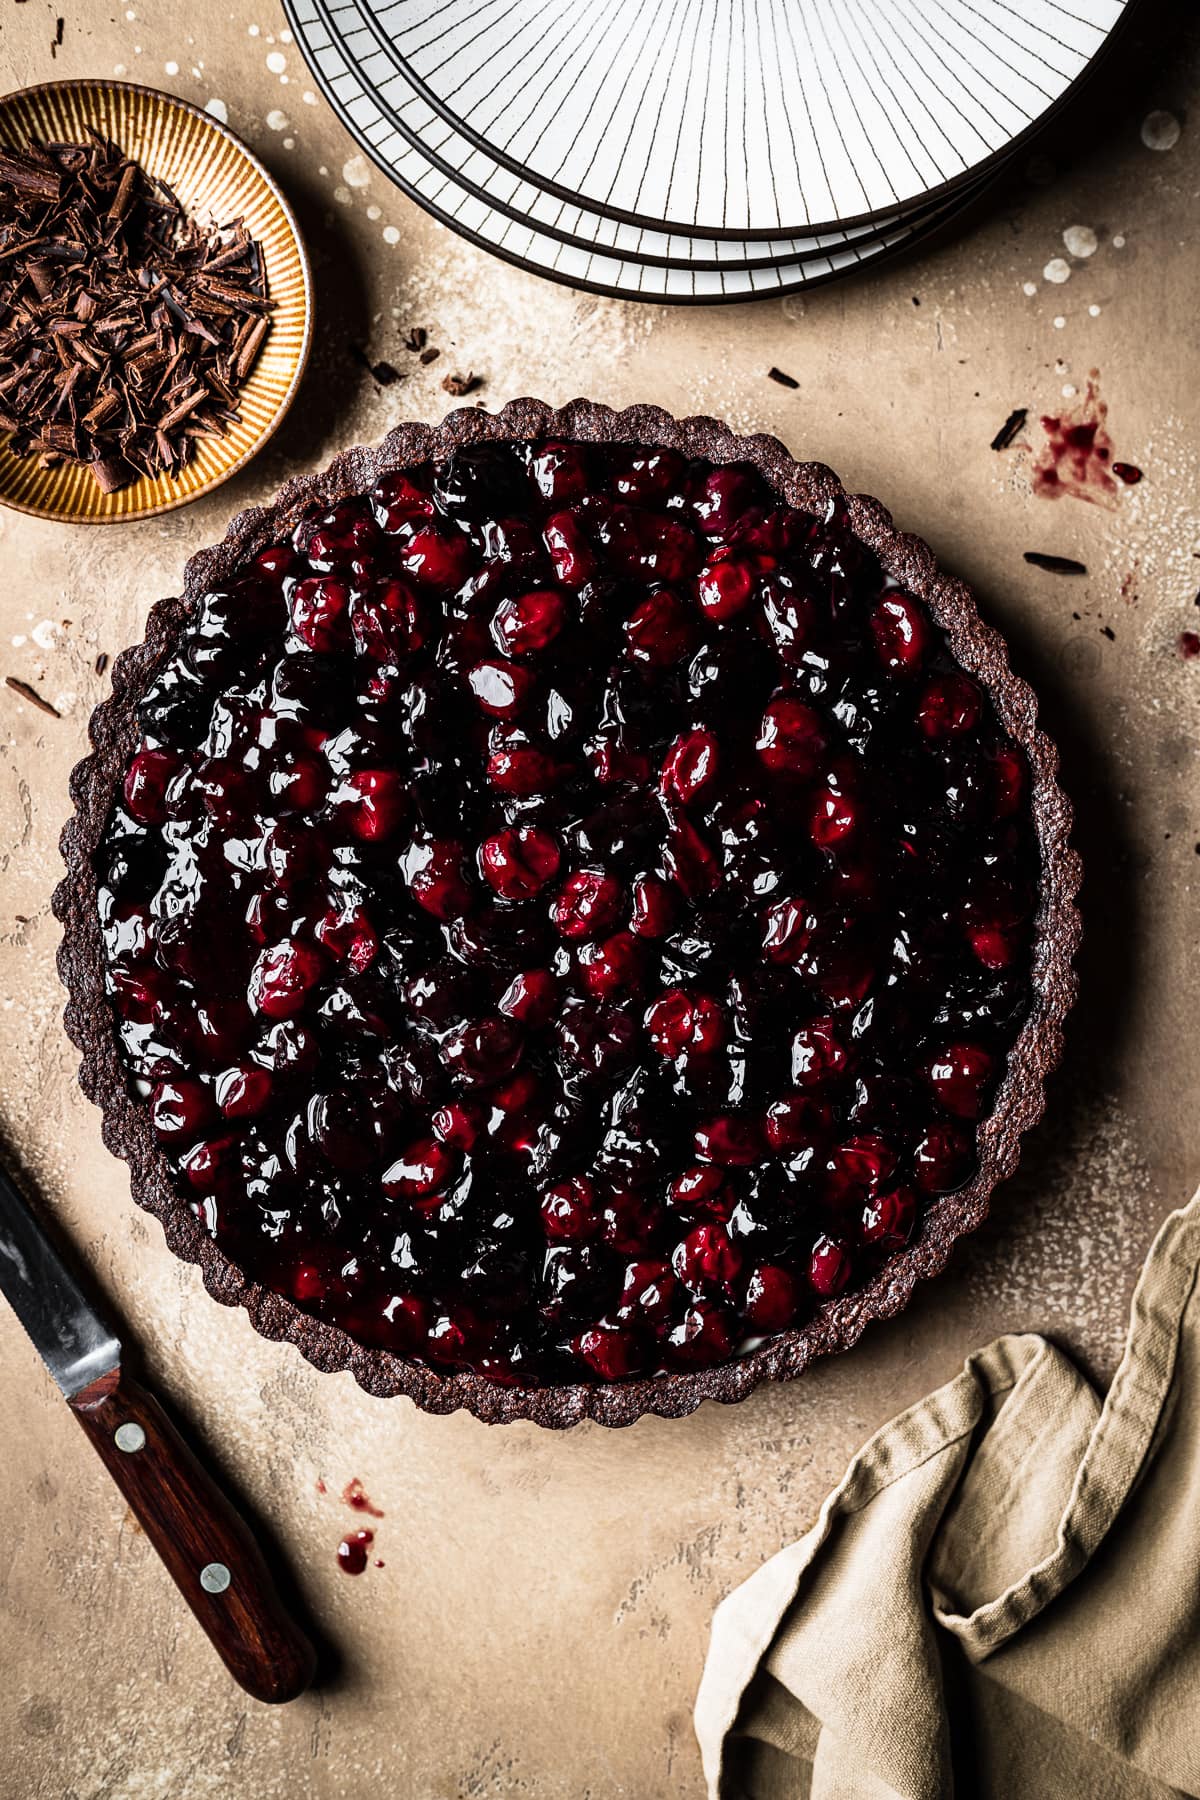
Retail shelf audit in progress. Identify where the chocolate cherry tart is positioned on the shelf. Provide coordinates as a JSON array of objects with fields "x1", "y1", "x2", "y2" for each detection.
[{"x1": 56, "y1": 399, "x2": 1080, "y2": 1428}]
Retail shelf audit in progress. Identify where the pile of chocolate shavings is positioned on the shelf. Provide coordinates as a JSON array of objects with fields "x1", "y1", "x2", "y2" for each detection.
[{"x1": 0, "y1": 131, "x2": 273, "y2": 493}]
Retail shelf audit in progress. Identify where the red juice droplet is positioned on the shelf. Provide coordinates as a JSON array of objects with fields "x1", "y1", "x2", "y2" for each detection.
[
  {"x1": 1113, "y1": 462, "x2": 1142, "y2": 485},
  {"x1": 1178, "y1": 632, "x2": 1200, "y2": 661},
  {"x1": 342, "y1": 1477, "x2": 384, "y2": 1518},
  {"x1": 337, "y1": 1529, "x2": 374, "y2": 1575}
]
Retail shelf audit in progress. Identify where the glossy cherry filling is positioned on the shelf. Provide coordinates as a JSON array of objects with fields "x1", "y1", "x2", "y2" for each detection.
[{"x1": 96, "y1": 439, "x2": 1038, "y2": 1385}]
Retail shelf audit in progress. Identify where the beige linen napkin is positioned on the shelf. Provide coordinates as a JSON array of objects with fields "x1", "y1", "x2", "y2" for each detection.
[{"x1": 696, "y1": 1188, "x2": 1200, "y2": 1800}]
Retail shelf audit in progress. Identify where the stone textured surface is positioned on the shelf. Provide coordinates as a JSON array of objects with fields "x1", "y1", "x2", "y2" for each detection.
[{"x1": 0, "y1": 3, "x2": 1197, "y2": 1796}]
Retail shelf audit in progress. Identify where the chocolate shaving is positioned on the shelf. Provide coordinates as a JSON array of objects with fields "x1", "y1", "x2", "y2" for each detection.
[
  {"x1": 1023, "y1": 552, "x2": 1087, "y2": 575},
  {"x1": 0, "y1": 132, "x2": 272, "y2": 494},
  {"x1": 5, "y1": 675, "x2": 60, "y2": 717},
  {"x1": 419, "y1": 346, "x2": 440, "y2": 365},
  {"x1": 403, "y1": 326, "x2": 426, "y2": 352},
  {"x1": 991, "y1": 407, "x2": 1028, "y2": 451},
  {"x1": 441, "y1": 370, "x2": 481, "y2": 397},
  {"x1": 767, "y1": 366, "x2": 799, "y2": 389},
  {"x1": 353, "y1": 345, "x2": 402, "y2": 387},
  {"x1": 94, "y1": 652, "x2": 108, "y2": 675}
]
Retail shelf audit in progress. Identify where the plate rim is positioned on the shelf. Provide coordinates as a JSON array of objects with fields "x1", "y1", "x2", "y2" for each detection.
[{"x1": 0, "y1": 76, "x2": 315, "y2": 526}]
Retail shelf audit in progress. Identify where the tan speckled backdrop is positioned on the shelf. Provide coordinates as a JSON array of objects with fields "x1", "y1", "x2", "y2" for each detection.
[{"x1": 1, "y1": 3, "x2": 1197, "y2": 1796}]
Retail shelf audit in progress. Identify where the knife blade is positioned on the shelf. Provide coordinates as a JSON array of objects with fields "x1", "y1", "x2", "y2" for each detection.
[
  {"x1": 0, "y1": 1158, "x2": 121, "y2": 1396},
  {"x1": 0, "y1": 1154, "x2": 317, "y2": 1704}
]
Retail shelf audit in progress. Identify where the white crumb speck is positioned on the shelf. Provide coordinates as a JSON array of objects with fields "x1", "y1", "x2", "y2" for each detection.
[
  {"x1": 1089, "y1": 303, "x2": 1102, "y2": 317},
  {"x1": 1053, "y1": 315, "x2": 1066, "y2": 329},
  {"x1": 333, "y1": 186, "x2": 352, "y2": 206},
  {"x1": 1022, "y1": 280, "x2": 1037, "y2": 297},
  {"x1": 303, "y1": 90, "x2": 318, "y2": 106},
  {"x1": 283, "y1": 137, "x2": 295, "y2": 150},
  {"x1": 1043, "y1": 257, "x2": 1071, "y2": 284},
  {"x1": 367, "y1": 204, "x2": 381, "y2": 221},
  {"x1": 1063, "y1": 224, "x2": 1098, "y2": 258},
  {"x1": 343, "y1": 154, "x2": 371, "y2": 189},
  {"x1": 1112, "y1": 234, "x2": 1126, "y2": 249},
  {"x1": 204, "y1": 98, "x2": 228, "y2": 123},
  {"x1": 1141, "y1": 109, "x2": 1181, "y2": 152},
  {"x1": 164, "y1": 60, "x2": 179, "y2": 76},
  {"x1": 382, "y1": 225, "x2": 400, "y2": 245},
  {"x1": 266, "y1": 109, "x2": 289, "y2": 131},
  {"x1": 248, "y1": 22, "x2": 260, "y2": 34},
  {"x1": 266, "y1": 50, "x2": 287, "y2": 74},
  {"x1": 11, "y1": 635, "x2": 26, "y2": 649},
  {"x1": 31, "y1": 620, "x2": 58, "y2": 651},
  {"x1": 113, "y1": 63, "x2": 126, "y2": 75},
  {"x1": 1062, "y1": 383, "x2": 1077, "y2": 398}
]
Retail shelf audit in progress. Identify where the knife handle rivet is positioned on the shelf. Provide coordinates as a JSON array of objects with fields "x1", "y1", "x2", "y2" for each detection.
[
  {"x1": 200, "y1": 1562, "x2": 231, "y2": 1595},
  {"x1": 114, "y1": 1422, "x2": 146, "y2": 1453}
]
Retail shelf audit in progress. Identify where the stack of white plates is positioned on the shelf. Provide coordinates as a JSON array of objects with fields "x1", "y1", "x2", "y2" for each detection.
[{"x1": 285, "y1": 0, "x2": 1132, "y2": 303}]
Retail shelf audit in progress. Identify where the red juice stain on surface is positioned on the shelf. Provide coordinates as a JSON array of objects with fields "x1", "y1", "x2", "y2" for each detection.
[
  {"x1": 315, "y1": 1478, "x2": 327, "y2": 1495},
  {"x1": 1178, "y1": 632, "x2": 1200, "y2": 660},
  {"x1": 1031, "y1": 374, "x2": 1134, "y2": 508},
  {"x1": 342, "y1": 1477, "x2": 384, "y2": 1518},
  {"x1": 337, "y1": 1528, "x2": 374, "y2": 1575}
]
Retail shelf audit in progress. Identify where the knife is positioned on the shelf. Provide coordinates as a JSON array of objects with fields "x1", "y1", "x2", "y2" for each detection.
[{"x1": 0, "y1": 1156, "x2": 317, "y2": 1704}]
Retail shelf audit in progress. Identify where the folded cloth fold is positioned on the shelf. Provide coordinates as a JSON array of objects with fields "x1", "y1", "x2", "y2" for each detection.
[{"x1": 695, "y1": 1187, "x2": 1200, "y2": 1800}]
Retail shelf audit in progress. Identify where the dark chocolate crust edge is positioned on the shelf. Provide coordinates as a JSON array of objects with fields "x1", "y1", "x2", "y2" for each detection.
[{"x1": 53, "y1": 396, "x2": 1083, "y2": 1429}]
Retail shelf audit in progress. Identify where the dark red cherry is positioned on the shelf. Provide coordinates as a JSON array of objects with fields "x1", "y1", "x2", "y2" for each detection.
[
  {"x1": 619, "y1": 1259, "x2": 677, "y2": 1326},
  {"x1": 756, "y1": 697, "x2": 826, "y2": 775},
  {"x1": 761, "y1": 895, "x2": 814, "y2": 965},
  {"x1": 543, "y1": 512, "x2": 595, "y2": 586},
  {"x1": 578, "y1": 931, "x2": 644, "y2": 997},
  {"x1": 552, "y1": 870, "x2": 624, "y2": 939},
  {"x1": 666, "y1": 1301, "x2": 735, "y2": 1368},
  {"x1": 401, "y1": 523, "x2": 474, "y2": 588},
  {"x1": 790, "y1": 1017, "x2": 848, "y2": 1085},
  {"x1": 541, "y1": 1176, "x2": 599, "y2": 1242},
  {"x1": 382, "y1": 1137, "x2": 457, "y2": 1202},
  {"x1": 861, "y1": 1186, "x2": 916, "y2": 1251},
  {"x1": 663, "y1": 814, "x2": 720, "y2": 898},
  {"x1": 672, "y1": 1222, "x2": 743, "y2": 1293},
  {"x1": 339, "y1": 768, "x2": 408, "y2": 841},
  {"x1": 123, "y1": 749, "x2": 180, "y2": 824},
  {"x1": 467, "y1": 658, "x2": 536, "y2": 718},
  {"x1": 764, "y1": 1094, "x2": 833, "y2": 1152},
  {"x1": 990, "y1": 747, "x2": 1026, "y2": 818},
  {"x1": 913, "y1": 1123, "x2": 976, "y2": 1193},
  {"x1": 629, "y1": 874, "x2": 676, "y2": 939},
  {"x1": 669, "y1": 1165, "x2": 735, "y2": 1222},
  {"x1": 623, "y1": 589, "x2": 696, "y2": 665},
  {"x1": 150, "y1": 1078, "x2": 213, "y2": 1141},
  {"x1": 823, "y1": 1134, "x2": 897, "y2": 1209},
  {"x1": 402, "y1": 838, "x2": 471, "y2": 919},
  {"x1": 572, "y1": 1322, "x2": 644, "y2": 1380},
  {"x1": 480, "y1": 825, "x2": 562, "y2": 900},
  {"x1": 693, "y1": 1114, "x2": 762, "y2": 1166},
  {"x1": 247, "y1": 941, "x2": 323, "y2": 1019},
  {"x1": 692, "y1": 465, "x2": 764, "y2": 536},
  {"x1": 762, "y1": 578, "x2": 819, "y2": 660},
  {"x1": 917, "y1": 673, "x2": 982, "y2": 738},
  {"x1": 290, "y1": 577, "x2": 351, "y2": 653},
  {"x1": 486, "y1": 746, "x2": 563, "y2": 795},
  {"x1": 371, "y1": 468, "x2": 435, "y2": 532},
  {"x1": 431, "y1": 1101, "x2": 482, "y2": 1150},
  {"x1": 870, "y1": 592, "x2": 929, "y2": 672},
  {"x1": 305, "y1": 501, "x2": 378, "y2": 569},
  {"x1": 442, "y1": 1016, "x2": 523, "y2": 1086},
  {"x1": 808, "y1": 1234, "x2": 852, "y2": 1298},
  {"x1": 744, "y1": 1264, "x2": 799, "y2": 1331},
  {"x1": 314, "y1": 905, "x2": 379, "y2": 974},
  {"x1": 531, "y1": 441, "x2": 589, "y2": 504},
  {"x1": 925, "y1": 1042, "x2": 995, "y2": 1119},
  {"x1": 646, "y1": 989, "x2": 724, "y2": 1058},
  {"x1": 214, "y1": 1064, "x2": 273, "y2": 1119},
  {"x1": 660, "y1": 728, "x2": 719, "y2": 804},
  {"x1": 600, "y1": 1189, "x2": 661, "y2": 1255},
  {"x1": 491, "y1": 590, "x2": 566, "y2": 656},
  {"x1": 696, "y1": 557, "x2": 755, "y2": 621},
  {"x1": 809, "y1": 785, "x2": 860, "y2": 847},
  {"x1": 350, "y1": 579, "x2": 424, "y2": 661},
  {"x1": 268, "y1": 749, "x2": 327, "y2": 812},
  {"x1": 498, "y1": 968, "x2": 557, "y2": 1027}
]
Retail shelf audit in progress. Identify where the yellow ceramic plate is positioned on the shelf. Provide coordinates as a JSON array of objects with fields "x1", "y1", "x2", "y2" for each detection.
[{"x1": 0, "y1": 79, "x2": 313, "y2": 525}]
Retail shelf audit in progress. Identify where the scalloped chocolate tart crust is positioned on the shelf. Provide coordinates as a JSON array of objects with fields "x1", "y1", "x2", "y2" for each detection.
[{"x1": 54, "y1": 398, "x2": 1081, "y2": 1428}]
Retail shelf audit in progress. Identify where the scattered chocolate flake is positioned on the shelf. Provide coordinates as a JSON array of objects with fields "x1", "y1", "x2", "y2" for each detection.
[
  {"x1": 419, "y1": 346, "x2": 440, "y2": 365},
  {"x1": 5, "y1": 675, "x2": 60, "y2": 717},
  {"x1": 0, "y1": 132, "x2": 272, "y2": 494},
  {"x1": 912, "y1": 295, "x2": 921, "y2": 306},
  {"x1": 1178, "y1": 631, "x2": 1200, "y2": 660},
  {"x1": 767, "y1": 366, "x2": 799, "y2": 389},
  {"x1": 1023, "y1": 551, "x2": 1087, "y2": 575},
  {"x1": 1101, "y1": 626, "x2": 1116, "y2": 641},
  {"x1": 51, "y1": 17, "x2": 64, "y2": 56},
  {"x1": 441, "y1": 370, "x2": 481, "y2": 397},
  {"x1": 94, "y1": 651, "x2": 108, "y2": 675},
  {"x1": 352, "y1": 346, "x2": 402, "y2": 387},
  {"x1": 403, "y1": 326, "x2": 427, "y2": 352},
  {"x1": 990, "y1": 408, "x2": 1027, "y2": 452}
]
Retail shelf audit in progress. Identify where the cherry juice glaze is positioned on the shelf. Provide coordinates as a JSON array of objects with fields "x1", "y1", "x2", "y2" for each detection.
[
  {"x1": 342, "y1": 1477, "x2": 384, "y2": 1518},
  {"x1": 1031, "y1": 374, "x2": 1134, "y2": 507},
  {"x1": 336, "y1": 1529, "x2": 374, "y2": 1575},
  {"x1": 94, "y1": 438, "x2": 1039, "y2": 1385}
]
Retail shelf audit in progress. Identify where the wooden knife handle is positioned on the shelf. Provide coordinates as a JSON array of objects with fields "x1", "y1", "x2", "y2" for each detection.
[{"x1": 68, "y1": 1365, "x2": 317, "y2": 1704}]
